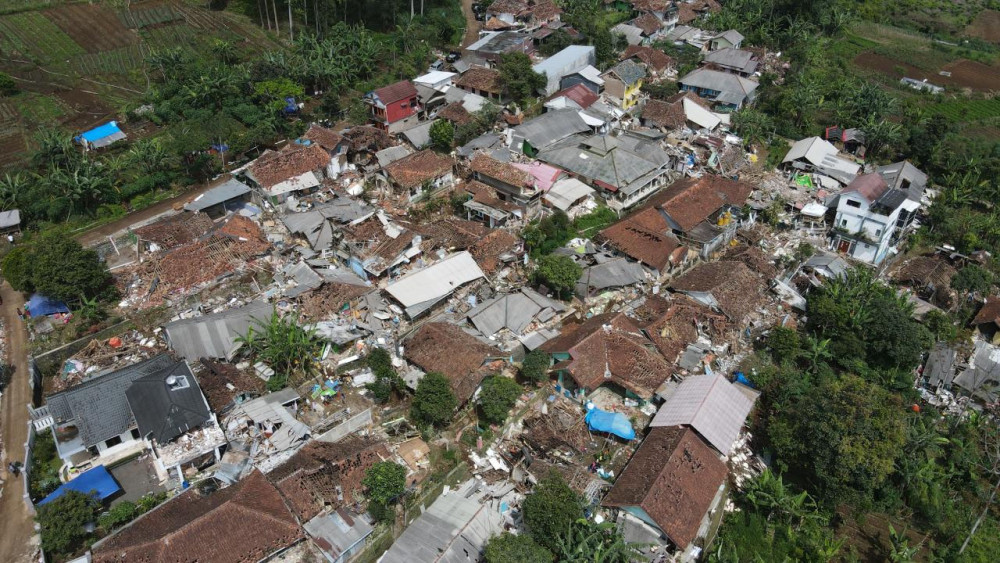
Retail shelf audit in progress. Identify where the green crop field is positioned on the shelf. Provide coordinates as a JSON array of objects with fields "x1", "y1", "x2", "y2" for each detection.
[
  {"x1": 0, "y1": 11, "x2": 84, "y2": 62},
  {"x1": 118, "y1": 4, "x2": 183, "y2": 29},
  {"x1": 925, "y1": 98, "x2": 1000, "y2": 121},
  {"x1": 72, "y1": 44, "x2": 146, "y2": 79}
]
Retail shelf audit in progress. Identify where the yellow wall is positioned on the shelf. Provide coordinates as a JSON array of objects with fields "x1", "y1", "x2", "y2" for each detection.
[{"x1": 623, "y1": 79, "x2": 643, "y2": 109}]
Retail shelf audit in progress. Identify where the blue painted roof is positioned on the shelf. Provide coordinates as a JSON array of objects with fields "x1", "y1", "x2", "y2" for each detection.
[
  {"x1": 38, "y1": 465, "x2": 121, "y2": 505},
  {"x1": 26, "y1": 293, "x2": 70, "y2": 317},
  {"x1": 78, "y1": 121, "x2": 122, "y2": 142}
]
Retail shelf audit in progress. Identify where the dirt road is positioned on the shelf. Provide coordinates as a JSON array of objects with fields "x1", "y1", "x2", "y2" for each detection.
[
  {"x1": 75, "y1": 175, "x2": 231, "y2": 247},
  {"x1": 0, "y1": 284, "x2": 39, "y2": 563},
  {"x1": 461, "y1": 0, "x2": 481, "y2": 48}
]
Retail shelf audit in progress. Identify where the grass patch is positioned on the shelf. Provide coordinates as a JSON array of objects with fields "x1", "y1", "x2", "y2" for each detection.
[
  {"x1": 0, "y1": 11, "x2": 84, "y2": 62},
  {"x1": 28, "y1": 429, "x2": 63, "y2": 501},
  {"x1": 573, "y1": 206, "x2": 618, "y2": 238}
]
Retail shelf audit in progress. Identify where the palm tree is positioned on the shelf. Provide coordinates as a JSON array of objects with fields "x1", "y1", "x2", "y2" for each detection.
[
  {"x1": 0, "y1": 172, "x2": 28, "y2": 210},
  {"x1": 555, "y1": 520, "x2": 648, "y2": 563}
]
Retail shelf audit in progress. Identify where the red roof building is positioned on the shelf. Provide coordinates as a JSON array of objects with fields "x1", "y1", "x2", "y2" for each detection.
[{"x1": 365, "y1": 80, "x2": 420, "y2": 130}]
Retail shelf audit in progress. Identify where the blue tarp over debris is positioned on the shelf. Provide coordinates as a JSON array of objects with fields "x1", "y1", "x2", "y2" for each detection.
[
  {"x1": 585, "y1": 406, "x2": 635, "y2": 440},
  {"x1": 38, "y1": 465, "x2": 120, "y2": 506},
  {"x1": 26, "y1": 294, "x2": 70, "y2": 317}
]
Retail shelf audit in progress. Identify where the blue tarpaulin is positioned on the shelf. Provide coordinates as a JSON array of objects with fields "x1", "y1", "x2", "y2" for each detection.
[
  {"x1": 38, "y1": 465, "x2": 120, "y2": 506},
  {"x1": 26, "y1": 294, "x2": 69, "y2": 317},
  {"x1": 585, "y1": 407, "x2": 635, "y2": 440},
  {"x1": 77, "y1": 121, "x2": 122, "y2": 143}
]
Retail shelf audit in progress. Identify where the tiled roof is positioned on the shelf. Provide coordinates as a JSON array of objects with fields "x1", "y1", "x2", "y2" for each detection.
[
  {"x1": 893, "y1": 255, "x2": 956, "y2": 290},
  {"x1": 602, "y1": 426, "x2": 727, "y2": 549},
  {"x1": 484, "y1": 17, "x2": 516, "y2": 30},
  {"x1": 469, "y1": 229, "x2": 519, "y2": 273},
  {"x1": 343, "y1": 126, "x2": 392, "y2": 152},
  {"x1": 436, "y1": 102, "x2": 474, "y2": 125},
  {"x1": 630, "y1": 295, "x2": 728, "y2": 363},
  {"x1": 374, "y1": 80, "x2": 418, "y2": 104},
  {"x1": 598, "y1": 208, "x2": 681, "y2": 271},
  {"x1": 488, "y1": 0, "x2": 529, "y2": 14},
  {"x1": 630, "y1": 0, "x2": 669, "y2": 11},
  {"x1": 416, "y1": 215, "x2": 491, "y2": 251},
  {"x1": 647, "y1": 174, "x2": 753, "y2": 232},
  {"x1": 844, "y1": 172, "x2": 889, "y2": 202},
  {"x1": 196, "y1": 360, "x2": 265, "y2": 414},
  {"x1": 723, "y1": 243, "x2": 777, "y2": 279},
  {"x1": 641, "y1": 98, "x2": 685, "y2": 130},
  {"x1": 384, "y1": 149, "x2": 453, "y2": 189},
  {"x1": 632, "y1": 13, "x2": 662, "y2": 35},
  {"x1": 303, "y1": 124, "x2": 346, "y2": 151},
  {"x1": 471, "y1": 153, "x2": 534, "y2": 188},
  {"x1": 249, "y1": 143, "x2": 330, "y2": 188},
  {"x1": 465, "y1": 180, "x2": 521, "y2": 213},
  {"x1": 455, "y1": 67, "x2": 504, "y2": 95},
  {"x1": 92, "y1": 471, "x2": 302, "y2": 563},
  {"x1": 404, "y1": 322, "x2": 500, "y2": 403},
  {"x1": 606, "y1": 59, "x2": 647, "y2": 85},
  {"x1": 134, "y1": 213, "x2": 214, "y2": 250},
  {"x1": 551, "y1": 83, "x2": 599, "y2": 109},
  {"x1": 676, "y1": 3, "x2": 698, "y2": 24},
  {"x1": 621, "y1": 45, "x2": 673, "y2": 72},
  {"x1": 529, "y1": 0, "x2": 562, "y2": 21},
  {"x1": 974, "y1": 296, "x2": 1000, "y2": 327},
  {"x1": 268, "y1": 437, "x2": 389, "y2": 521},
  {"x1": 670, "y1": 260, "x2": 766, "y2": 322},
  {"x1": 541, "y1": 312, "x2": 671, "y2": 398}
]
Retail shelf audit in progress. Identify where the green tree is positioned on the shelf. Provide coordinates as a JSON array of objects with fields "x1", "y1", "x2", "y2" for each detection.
[
  {"x1": 2, "y1": 245, "x2": 34, "y2": 292},
  {"x1": 766, "y1": 326, "x2": 801, "y2": 364},
  {"x1": 36, "y1": 490, "x2": 97, "y2": 556},
  {"x1": 952, "y1": 265, "x2": 993, "y2": 295},
  {"x1": 237, "y1": 311, "x2": 324, "y2": 391},
  {"x1": 520, "y1": 349, "x2": 551, "y2": 384},
  {"x1": 533, "y1": 255, "x2": 582, "y2": 300},
  {"x1": 0, "y1": 72, "x2": 17, "y2": 96},
  {"x1": 429, "y1": 119, "x2": 454, "y2": 152},
  {"x1": 731, "y1": 108, "x2": 775, "y2": 147},
  {"x1": 98, "y1": 500, "x2": 138, "y2": 531},
  {"x1": 523, "y1": 471, "x2": 583, "y2": 551},
  {"x1": 555, "y1": 519, "x2": 648, "y2": 563},
  {"x1": 30, "y1": 235, "x2": 113, "y2": 302},
  {"x1": 366, "y1": 347, "x2": 404, "y2": 402},
  {"x1": 411, "y1": 372, "x2": 457, "y2": 426},
  {"x1": 764, "y1": 374, "x2": 907, "y2": 504},
  {"x1": 479, "y1": 376, "x2": 523, "y2": 425},
  {"x1": 253, "y1": 78, "x2": 305, "y2": 114},
  {"x1": 497, "y1": 53, "x2": 545, "y2": 105},
  {"x1": 363, "y1": 461, "x2": 407, "y2": 505},
  {"x1": 484, "y1": 532, "x2": 552, "y2": 563}
]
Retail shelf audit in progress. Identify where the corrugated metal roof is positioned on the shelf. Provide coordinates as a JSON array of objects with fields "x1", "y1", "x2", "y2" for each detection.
[
  {"x1": 545, "y1": 177, "x2": 594, "y2": 210},
  {"x1": 650, "y1": 373, "x2": 756, "y2": 455},
  {"x1": 0, "y1": 209, "x2": 20, "y2": 229},
  {"x1": 385, "y1": 252, "x2": 485, "y2": 309},
  {"x1": 184, "y1": 179, "x2": 252, "y2": 212},
  {"x1": 164, "y1": 301, "x2": 273, "y2": 361}
]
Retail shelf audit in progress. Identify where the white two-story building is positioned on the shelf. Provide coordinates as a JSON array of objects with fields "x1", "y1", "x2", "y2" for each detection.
[{"x1": 831, "y1": 173, "x2": 921, "y2": 265}]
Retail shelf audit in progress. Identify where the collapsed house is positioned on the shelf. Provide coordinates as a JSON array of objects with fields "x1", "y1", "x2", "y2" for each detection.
[
  {"x1": 669, "y1": 260, "x2": 768, "y2": 324},
  {"x1": 223, "y1": 388, "x2": 310, "y2": 460},
  {"x1": 244, "y1": 142, "x2": 332, "y2": 202},
  {"x1": 162, "y1": 301, "x2": 272, "y2": 362},
  {"x1": 403, "y1": 322, "x2": 502, "y2": 405},
  {"x1": 542, "y1": 312, "x2": 672, "y2": 402},
  {"x1": 384, "y1": 251, "x2": 486, "y2": 318}
]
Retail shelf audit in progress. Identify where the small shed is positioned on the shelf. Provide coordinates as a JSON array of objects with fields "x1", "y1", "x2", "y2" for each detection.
[
  {"x1": 38, "y1": 465, "x2": 121, "y2": 505},
  {"x1": 75, "y1": 121, "x2": 126, "y2": 150},
  {"x1": 26, "y1": 294, "x2": 70, "y2": 317},
  {"x1": 183, "y1": 179, "x2": 252, "y2": 218}
]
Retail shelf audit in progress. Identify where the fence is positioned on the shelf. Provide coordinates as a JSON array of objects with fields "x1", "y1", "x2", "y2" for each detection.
[{"x1": 22, "y1": 420, "x2": 36, "y2": 516}]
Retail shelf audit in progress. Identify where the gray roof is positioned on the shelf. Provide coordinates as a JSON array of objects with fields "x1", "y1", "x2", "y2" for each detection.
[
  {"x1": 878, "y1": 161, "x2": 927, "y2": 203},
  {"x1": 954, "y1": 341, "x2": 1000, "y2": 402},
  {"x1": 0, "y1": 209, "x2": 20, "y2": 229},
  {"x1": 803, "y1": 252, "x2": 849, "y2": 279},
  {"x1": 164, "y1": 301, "x2": 273, "y2": 361},
  {"x1": 874, "y1": 187, "x2": 909, "y2": 213},
  {"x1": 402, "y1": 121, "x2": 434, "y2": 149},
  {"x1": 679, "y1": 68, "x2": 758, "y2": 100},
  {"x1": 184, "y1": 179, "x2": 252, "y2": 212},
  {"x1": 124, "y1": 360, "x2": 211, "y2": 444},
  {"x1": 544, "y1": 178, "x2": 594, "y2": 211},
  {"x1": 533, "y1": 45, "x2": 596, "y2": 95},
  {"x1": 380, "y1": 479, "x2": 505, "y2": 563},
  {"x1": 458, "y1": 133, "x2": 503, "y2": 158},
  {"x1": 46, "y1": 354, "x2": 196, "y2": 449},
  {"x1": 703, "y1": 48, "x2": 757, "y2": 74},
  {"x1": 513, "y1": 110, "x2": 590, "y2": 151},
  {"x1": 537, "y1": 133, "x2": 670, "y2": 196},
  {"x1": 225, "y1": 388, "x2": 309, "y2": 452},
  {"x1": 282, "y1": 199, "x2": 374, "y2": 250},
  {"x1": 467, "y1": 288, "x2": 565, "y2": 336},
  {"x1": 650, "y1": 373, "x2": 757, "y2": 455},
  {"x1": 282, "y1": 261, "x2": 324, "y2": 298},
  {"x1": 606, "y1": 59, "x2": 646, "y2": 86},
  {"x1": 713, "y1": 29, "x2": 744, "y2": 45},
  {"x1": 576, "y1": 259, "x2": 646, "y2": 295},
  {"x1": 304, "y1": 510, "x2": 374, "y2": 561},
  {"x1": 376, "y1": 146, "x2": 412, "y2": 168},
  {"x1": 925, "y1": 342, "x2": 958, "y2": 388},
  {"x1": 467, "y1": 31, "x2": 532, "y2": 55}
]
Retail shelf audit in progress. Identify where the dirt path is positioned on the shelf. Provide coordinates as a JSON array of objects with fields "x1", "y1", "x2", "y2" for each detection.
[
  {"x1": 0, "y1": 284, "x2": 39, "y2": 563},
  {"x1": 75, "y1": 175, "x2": 231, "y2": 247},
  {"x1": 460, "y1": 0, "x2": 481, "y2": 48}
]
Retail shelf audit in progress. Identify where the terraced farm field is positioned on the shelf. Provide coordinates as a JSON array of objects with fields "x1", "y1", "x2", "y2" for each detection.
[
  {"x1": 45, "y1": 3, "x2": 138, "y2": 53},
  {"x1": 0, "y1": 11, "x2": 84, "y2": 62}
]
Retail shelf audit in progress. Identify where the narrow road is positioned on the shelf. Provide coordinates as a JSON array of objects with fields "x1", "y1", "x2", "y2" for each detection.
[
  {"x1": 75, "y1": 174, "x2": 232, "y2": 248},
  {"x1": 0, "y1": 283, "x2": 39, "y2": 563},
  {"x1": 460, "y1": 0, "x2": 481, "y2": 49}
]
